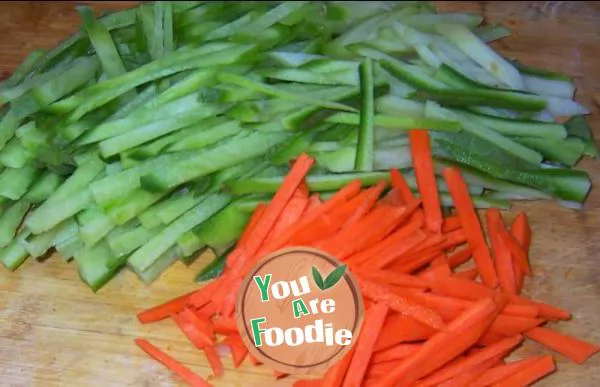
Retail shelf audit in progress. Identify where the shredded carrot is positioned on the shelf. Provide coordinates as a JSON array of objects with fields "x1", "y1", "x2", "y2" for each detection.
[
  {"x1": 435, "y1": 355, "x2": 502, "y2": 387},
  {"x1": 203, "y1": 345, "x2": 224, "y2": 377},
  {"x1": 211, "y1": 316, "x2": 237, "y2": 335},
  {"x1": 138, "y1": 290, "x2": 196, "y2": 324},
  {"x1": 446, "y1": 247, "x2": 473, "y2": 269},
  {"x1": 409, "y1": 130, "x2": 443, "y2": 233},
  {"x1": 525, "y1": 326, "x2": 600, "y2": 364},
  {"x1": 374, "y1": 314, "x2": 437, "y2": 352},
  {"x1": 354, "y1": 268, "x2": 429, "y2": 289},
  {"x1": 342, "y1": 180, "x2": 387, "y2": 228},
  {"x1": 486, "y1": 209, "x2": 517, "y2": 294},
  {"x1": 442, "y1": 215, "x2": 461, "y2": 233},
  {"x1": 488, "y1": 314, "x2": 544, "y2": 337},
  {"x1": 369, "y1": 229, "x2": 428, "y2": 270},
  {"x1": 222, "y1": 334, "x2": 248, "y2": 368},
  {"x1": 442, "y1": 167, "x2": 498, "y2": 288},
  {"x1": 390, "y1": 168, "x2": 417, "y2": 205},
  {"x1": 134, "y1": 338, "x2": 211, "y2": 387},
  {"x1": 493, "y1": 355, "x2": 556, "y2": 386},
  {"x1": 372, "y1": 343, "x2": 421, "y2": 364},
  {"x1": 470, "y1": 356, "x2": 544, "y2": 386},
  {"x1": 172, "y1": 311, "x2": 213, "y2": 349},
  {"x1": 454, "y1": 267, "x2": 479, "y2": 280},
  {"x1": 342, "y1": 303, "x2": 389, "y2": 387},
  {"x1": 322, "y1": 347, "x2": 356, "y2": 387}
]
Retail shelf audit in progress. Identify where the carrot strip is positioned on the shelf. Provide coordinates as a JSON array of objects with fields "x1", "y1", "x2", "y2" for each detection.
[
  {"x1": 486, "y1": 209, "x2": 517, "y2": 294},
  {"x1": 243, "y1": 153, "x2": 314, "y2": 257},
  {"x1": 374, "y1": 314, "x2": 437, "y2": 352},
  {"x1": 305, "y1": 193, "x2": 322, "y2": 213},
  {"x1": 402, "y1": 232, "x2": 446, "y2": 257},
  {"x1": 359, "y1": 278, "x2": 445, "y2": 331},
  {"x1": 455, "y1": 267, "x2": 478, "y2": 280},
  {"x1": 409, "y1": 130, "x2": 443, "y2": 233},
  {"x1": 172, "y1": 312, "x2": 212, "y2": 349},
  {"x1": 525, "y1": 326, "x2": 600, "y2": 364},
  {"x1": 134, "y1": 338, "x2": 211, "y2": 387},
  {"x1": 435, "y1": 355, "x2": 502, "y2": 387},
  {"x1": 442, "y1": 167, "x2": 498, "y2": 288},
  {"x1": 195, "y1": 301, "x2": 218, "y2": 319},
  {"x1": 493, "y1": 355, "x2": 556, "y2": 386},
  {"x1": 511, "y1": 211, "x2": 532, "y2": 252},
  {"x1": 138, "y1": 290, "x2": 196, "y2": 324},
  {"x1": 446, "y1": 247, "x2": 473, "y2": 269},
  {"x1": 470, "y1": 356, "x2": 544, "y2": 386},
  {"x1": 238, "y1": 204, "x2": 267, "y2": 250},
  {"x1": 510, "y1": 296, "x2": 570, "y2": 321},
  {"x1": 478, "y1": 331, "x2": 505, "y2": 347},
  {"x1": 342, "y1": 180, "x2": 387, "y2": 228},
  {"x1": 222, "y1": 334, "x2": 248, "y2": 368},
  {"x1": 322, "y1": 347, "x2": 355, "y2": 387},
  {"x1": 384, "y1": 187, "x2": 404, "y2": 207},
  {"x1": 419, "y1": 259, "x2": 452, "y2": 282},
  {"x1": 353, "y1": 268, "x2": 429, "y2": 289},
  {"x1": 488, "y1": 315, "x2": 544, "y2": 337},
  {"x1": 347, "y1": 216, "x2": 422, "y2": 266},
  {"x1": 377, "y1": 296, "x2": 500, "y2": 386},
  {"x1": 342, "y1": 303, "x2": 389, "y2": 387},
  {"x1": 263, "y1": 194, "x2": 309, "y2": 247},
  {"x1": 371, "y1": 229, "x2": 428, "y2": 270},
  {"x1": 390, "y1": 168, "x2": 417, "y2": 204},
  {"x1": 212, "y1": 316, "x2": 238, "y2": 335},
  {"x1": 260, "y1": 179, "x2": 362, "y2": 254},
  {"x1": 442, "y1": 215, "x2": 461, "y2": 233},
  {"x1": 389, "y1": 248, "x2": 442, "y2": 274},
  {"x1": 365, "y1": 360, "x2": 399, "y2": 379},
  {"x1": 372, "y1": 343, "x2": 421, "y2": 364},
  {"x1": 203, "y1": 345, "x2": 224, "y2": 377},
  {"x1": 416, "y1": 335, "x2": 523, "y2": 386},
  {"x1": 187, "y1": 278, "x2": 223, "y2": 309}
]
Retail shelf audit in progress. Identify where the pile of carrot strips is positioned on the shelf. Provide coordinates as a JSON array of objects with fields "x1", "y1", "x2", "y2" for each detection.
[{"x1": 133, "y1": 130, "x2": 599, "y2": 387}]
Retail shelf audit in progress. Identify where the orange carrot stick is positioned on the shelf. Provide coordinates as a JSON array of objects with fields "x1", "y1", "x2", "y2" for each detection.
[
  {"x1": 493, "y1": 355, "x2": 556, "y2": 386},
  {"x1": 238, "y1": 204, "x2": 267, "y2": 250},
  {"x1": 342, "y1": 303, "x2": 389, "y2": 387},
  {"x1": 172, "y1": 312, "x2": 212, "y2": 350},
  {"x1": 372, "y1": 343, "x2": 422, "y2": 364},
  {"x1": 374, "y1": 315, "x2": 437, "y2": 352},
  {"x1": 435, "y1": 355, "x2": 502, "y2": 387},
  {"x1": 390, "y1": 168, "x2": 417, "y2": 204},
  {"x1": 222, "y1": 334, "x2": 248, "y2": 368},
  {"x1": 455, "y1": 267, "x2": 478, "y2": 280},
  {"x1": 212, "y1": 316, "x2": 238, "y2": 335},
  {"x1": 446, "y1": 247, "x2": 473, "y2": 269},
  {"x1": 354, "y1": 268, "x2": 429, "y2": 289},
  {"x1": 416, "y1": 335, "x2": 523, "y2": 386},
  {"x1": 470, "y1": 356, "x2": 544, "y2": 386},
  {"x1": 322, "y1": 347, "x2": 356, "y2": 387},
  {"x1": 442, "y1": 215, "x2": 462, "y2": 233},
  {"x1": 488, "y1": 315, "x2": 544, "y2": 337},
  {"x1": 442, "y1": 167, "x2": 498, "y2": 288},
  {"x1": 137, "y1": 290, "x2": 196, "y2": 324},
  {"x1": 359, "y1": 278, "x2": 445, "y2": 330},
  {"x1": 525, "y1": 326, "x2": 600, "y2": 364},
  {"x1": 134, "y1": 338, "x2": 211, "y2": 387},
  {"x1": 263, "y1": 193, "x2": 308, "y2": 247},
  {"x1": 377, "y1": 296, "x2": 500, "y2": 386},
  {"x1": 342, "y1": 180, "x2": 387, "y2": 228},
  {"x1": 486, "y1": 209, "x2": 517, "y2": 294},
  {"x1": 203, "y1": 345, "x2": 224, "y2": 377},
  {"x1": 409, "y1": 130, "x2": 443, "y2": 233}
]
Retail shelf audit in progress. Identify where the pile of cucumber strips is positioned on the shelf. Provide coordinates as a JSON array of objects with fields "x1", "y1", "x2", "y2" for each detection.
[{"x1": 0, "y1": 1, "x2": 595, "y2": 291}]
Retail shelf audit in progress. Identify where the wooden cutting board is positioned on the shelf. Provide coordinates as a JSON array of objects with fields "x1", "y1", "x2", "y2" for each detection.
[{"x1": 1, "y1": 2, "x2": 599, "y2": 386}]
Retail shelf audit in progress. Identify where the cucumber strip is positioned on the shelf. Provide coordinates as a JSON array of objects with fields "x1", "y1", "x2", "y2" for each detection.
[
  {"x1": 325, "y1": 112, "x2": 461, "y2": 133},
  {"x1": 509, "y1": 60, "x2": 572, "y2": 81},
  {"x1": 125, "y1": 124, "x2": 196, "y2": 160},
  {"x1": 434, "y1": 157, "x2": 551, "y2": 200},
  {"x1": 474, "y1": 24, "x2": 512, "y2": 42},
  {"x1": 0, "y1": 49, "x2": 45, "y2": 89},
  {"x1": 542, "y1": 96, "x2": 589, "y2": 117},
  {"x1": 24, "y1": 172, "x2": 65, "y2": 204},
  {"x1": 78, "y1": 207, "x2": 116, "y2": 248},
  {"x1": 410, "y1": 87, "x2": 546, "y2": 111},
  {"x1": 217, "y1": 72, "x2": 357, "y2": 113},
  {"x1": 426, "y1": 102, "x2": 543, "y2": 166},
  {"x1": 52, "y1": 218, "x2": 80, "y2": 259},
  {"x1": 139, "y1": 131, "x2": 291, "y2": 192},
  {"x1": 375, "y1": 95, "x2": 425, "y2": 118},
  {"x1": 138, "y1": 191, "x2": 202, "y2": 229},
  {"x1": 267, "y1": 51, "x2": 324, "y2": 67},
  {"x1": 78, "y1": 7, "x2": 128, "y2": 79},
  {"x1": 315, "y1": 146, "x2": 413, "y2": 173},
  {"x1": 454, "y1": 109, "x2": 566, "y2": 139},
  {"x1": 515, "y1": 137, "x2": 586, "y2": 167},
  {"x1": 74, "y1": 241, "x2": 121, "y2": 292},
  {"x1": 177, "y1": 231, "x2": 204, "y2": 258},
  {"x1": 0, "y1": 137, "x2": 33, "y2": 168},
  {"x1": 0, "y1": 235, "x2": 30, "y2": 271},
  {"x1": 355, "y1": 58, "x2": 375, "y2": 171},
  {"x1": 235, "y1": 2, "x2": 308, "y2": 39},
  {"x1": 0, "y1": 109, "x2": 23, "y2": 151},
  {"x1": 107, "y1": 84, "x2": 159, "y2": 121},
  {"x1": 26, "y1": 189, "x2": 93, "y2": 235},
  {"x1": 0, "y1": 165, "x2": 40, "y2": 200},
  {"x1": 55, "y1": 229, "x2": 83, "y2": 261},
  {"x1": 99, "y1": 105, "x2": 222, "y2": 157},
  {"x1": 78, "y1": 92, "x2": 216, "y2": 145},
  {"x1": 46, "y1": 156, "x2": 105, "y2": 205},
  {"x1": 19, "y1": 223, "x2": 63, "y2": 258},
  {"x1": 132, "y1": 245, "x2": 180, "y2": 284},
  {"x1": 195, "y1": 249, "x2": 227, "y2": 282},
  {"x1": 300, "y1": 59, "x2": 360, "y2": 74},
  {"x1": 0, "y1": 199, "x2": 31, "y2": 248},
  {"x1": 107, "y1": 224, "x2": 161, "y2": 259},
  {"x1": 128, "y1": 194, "x2": 230, "y2": 273},
  {"x1": 403, "y1": 13, "x2": 483, "y2": 31},
  {"x1": 167, "y1": 119, "x2": 241, "y2": 152},
  {"x1": 107, "y1": 188, "x2": 168, "y2": 226},
  {"x1": 436, "y1": 23, "x2": 523, "y2": 89},
  {"x1": 204, "y1": 10, "x2": 257, "y2": 41},
  {"x1": 564, "y1": 115, "x2": 598, "y2": 157},
  {"x1": 194, "y1": 201, "x2": 252, "y2": 247},
  {"x1": 357, "y1": 47, "x2": 447, "y2": 91},
  {"x1": 54, "y1": 43, "x2": 258, "y2": 121},
  {"x1": 439, "y1": 193, "x2": 511, "y2": 210},
  {"x1": 258, "y1": 68, "x2": 358, "y2": 86},
  {"x1": 522, "y1": 74, "x2": 575, "y2": 99}
]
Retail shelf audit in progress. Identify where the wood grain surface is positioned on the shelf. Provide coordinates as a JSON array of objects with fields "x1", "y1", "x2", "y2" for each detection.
[{"x1": 1, "y1": 1, "x2": 599, "y2": 386}]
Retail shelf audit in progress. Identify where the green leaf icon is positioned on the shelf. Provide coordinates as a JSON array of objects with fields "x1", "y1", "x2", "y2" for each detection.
[
  {"x1": 312, "y1": 266, "x2": 325, "y2": 290},
  {"x1": 323, "y1": 264, "x2": 347, "y2": 290}
]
